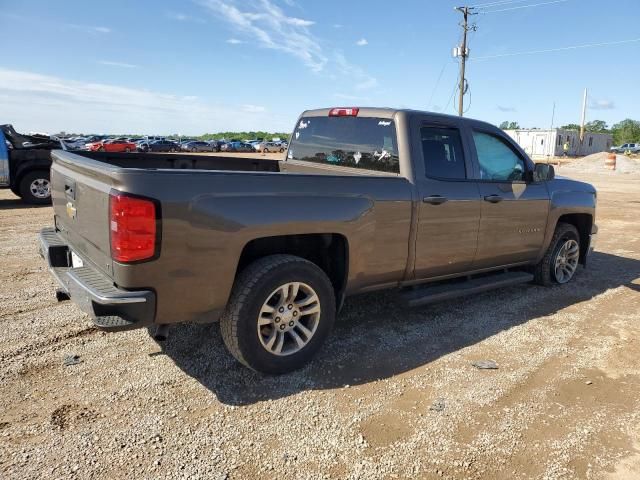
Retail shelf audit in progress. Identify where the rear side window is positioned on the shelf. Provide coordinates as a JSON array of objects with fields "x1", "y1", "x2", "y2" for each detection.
[
  {"x1": 288, "y1": 116, "x2": 399, "y2": 173},
  {"x1": 421, "y1": 126, "x2": 466, "y2": 180},
  {"x1": 472, "y1": 131, "x2": 526, "y2": 182}
]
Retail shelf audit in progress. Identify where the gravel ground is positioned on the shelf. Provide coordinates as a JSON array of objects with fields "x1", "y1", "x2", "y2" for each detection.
[
  {"x1": 557, "y1": 152, "x2": 640, "y2": 175},
  {"x1": 1, "y1": 168, "x2": 639, "y2": 480}
]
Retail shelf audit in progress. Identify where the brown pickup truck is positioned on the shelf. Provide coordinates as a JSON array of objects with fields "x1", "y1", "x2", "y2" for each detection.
[{"x1": 39, "y1": 107, "x2": 597, "y2": 373}]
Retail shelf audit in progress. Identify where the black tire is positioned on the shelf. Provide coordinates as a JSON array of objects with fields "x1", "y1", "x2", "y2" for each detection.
[
  {"x1": 19, "y1": 170, "x2": 51, "y2": 205},
  {"x1": 263, "y1": 148, "x2": 269, "y2": 153},
  {"x1": 98, "y1": 146, "x2": 105, "y2": 152},
  {"x1": 533, "y1": 223, "x2": 580, "y2": 286},
  {"x1": 191, "y1": 147, "x2": 197, "y2": 152},
  {"x1": 124, "y1": 147, "x2": 131, "y2": 153},
  {"x1": 279, "y1": 148, "x2": 284, "y2": 153},
  {"x1": 220, "y1": 254, "x2": 336, "y2": 374}
]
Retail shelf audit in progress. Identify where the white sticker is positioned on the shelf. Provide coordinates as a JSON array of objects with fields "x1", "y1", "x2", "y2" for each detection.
[
  {"x1": 353, "y1": 151, "x2": 362, "y2": 164},
  {"x1": 295, "y1": 131, "x2": 300, "y2": 139},
  {"x1": 298, "y1": 120, "x2": 309, "y2": 129},
  {"x1": 378, "y1": 121, "x2": 391, "y2": 126}
]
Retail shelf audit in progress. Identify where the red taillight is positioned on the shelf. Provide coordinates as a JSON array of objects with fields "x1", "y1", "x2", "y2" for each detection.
[
  {"x1": 109, "y1": 192, "x2": 157, "y2": 262},
  {"x1": 328, "y1": 107, "x2": 359, "y2": 117}
]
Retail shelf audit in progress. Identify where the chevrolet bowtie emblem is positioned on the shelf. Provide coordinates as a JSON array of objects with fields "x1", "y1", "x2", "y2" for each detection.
[{"x1": 66, "y1": 202, "x2": 77, "y2": 219}]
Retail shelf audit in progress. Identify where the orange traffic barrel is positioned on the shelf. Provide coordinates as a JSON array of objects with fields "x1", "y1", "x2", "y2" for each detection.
[{"x1": 605, "y1": 152, "x2": 616, "y2": 170}]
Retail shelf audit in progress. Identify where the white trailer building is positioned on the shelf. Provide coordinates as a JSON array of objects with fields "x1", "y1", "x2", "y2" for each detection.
[{"x1": 504, "y1": 128, "x2": 613, "y2": 159}]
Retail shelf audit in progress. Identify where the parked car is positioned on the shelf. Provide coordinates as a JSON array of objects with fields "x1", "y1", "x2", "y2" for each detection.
[
  {"x1": 181, "y1": 141, "x2": 215, "y2": 153},
  {"x1": 60, "y1": 137, "x2": 88, "y2": 150},
  {"x1": 139, "y1": 140, "x2": 180, "y2": 153},
  {"x1": 38, "y1": 107, "x2": 598, "y2": 374},
  {"x1": 255, "y1": 141, "x2": 285, "y2": 153},
  {"x1": 86, "y1": 139, "x2": 137, "y2": 153},
  {"x1": 611, "y1": 143, "x2": 640, "y2": 154},
  {"x1": 207, "y1": 140, "x2": 225, "y2": 152},
  {"x1": 221, "y1": 141, "x2": 254, "y2": 152}
]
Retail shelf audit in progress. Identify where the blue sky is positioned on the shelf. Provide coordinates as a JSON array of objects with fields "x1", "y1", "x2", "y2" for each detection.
[{"x1": 0, "y1": 0, "x2": 638, "y2": 135}]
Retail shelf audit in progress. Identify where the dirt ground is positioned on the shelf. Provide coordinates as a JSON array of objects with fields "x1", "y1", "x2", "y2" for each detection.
[{"x1": 1, "y1": 159, "x2": 639, "y2": 480}]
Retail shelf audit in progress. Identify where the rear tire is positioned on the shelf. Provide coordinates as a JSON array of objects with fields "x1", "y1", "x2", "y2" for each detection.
[
  {"x1": 220, "y1": 254, "x2": 336, "y2": 374},
  {"x1": 533, "y1": 223, "x2": 580, "y2": 286},
  {"x1": 19, "y1": 170, "x2": 51, "y2": 205}
]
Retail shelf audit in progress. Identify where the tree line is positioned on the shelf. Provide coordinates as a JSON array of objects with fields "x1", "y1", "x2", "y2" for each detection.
[{"x1": 499, "y1": 119, "x2": 640, "y2": 145}]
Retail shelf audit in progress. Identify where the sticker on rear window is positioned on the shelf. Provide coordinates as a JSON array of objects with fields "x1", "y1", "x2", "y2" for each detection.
[
  {"x1": 299, "y1": 120, "x2": 309, "y2": 129},
  {"x1": 378, "y1": 121, "x2": 391, "y2": 126}
]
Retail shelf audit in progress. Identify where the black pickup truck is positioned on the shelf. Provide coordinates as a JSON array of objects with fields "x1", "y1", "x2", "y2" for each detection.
[
  {"x1": 0, "y1": 124, "x2": 61, "y2": 204},
  {"x1": 39, "y1": 108, "x2": 597, "y2": 373}
]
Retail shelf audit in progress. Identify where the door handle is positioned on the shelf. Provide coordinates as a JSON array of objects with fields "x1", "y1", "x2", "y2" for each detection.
[
  {"x1": 484, "y1": 194, "x2": 503, "y2": 203},
  {"x1": 423, "y1": 195, "x2": 448, "y2": 205}
]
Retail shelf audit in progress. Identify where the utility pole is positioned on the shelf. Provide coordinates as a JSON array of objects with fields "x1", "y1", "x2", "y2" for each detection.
[
  {"x1": 579, "y1": 88, "x2": 588, "y2": 142},
  {"x1": 454, "y1": 6, "x2": 475, "y2": 116},
  {"x1": 578, "y1": 88, "x2": 587, "y2": 156},
  {"x1": 550, "y1": 101, "x2": 556, "y2": 129}
]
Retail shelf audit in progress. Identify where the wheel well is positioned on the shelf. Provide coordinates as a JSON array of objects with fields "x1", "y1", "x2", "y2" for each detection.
[
  {"x1": 557, "y1": 213, "x2": 592, "y2": 264},
  {"x1": 237, "y1": 234, "x2": 349, "y2": 301}
]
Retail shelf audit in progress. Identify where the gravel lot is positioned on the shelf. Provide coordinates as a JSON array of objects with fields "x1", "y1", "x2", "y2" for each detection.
[{"x1": 1, "y1": 160, "x2": 639, "y2": 480}]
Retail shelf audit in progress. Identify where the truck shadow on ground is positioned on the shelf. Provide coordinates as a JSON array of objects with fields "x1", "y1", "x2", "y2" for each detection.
[
  {"x1": 0, "y1": 198, "x2": 49, "y2": 210},
  {"x1": 160, "y1": 251, "x2": 640, "y2": 406}
]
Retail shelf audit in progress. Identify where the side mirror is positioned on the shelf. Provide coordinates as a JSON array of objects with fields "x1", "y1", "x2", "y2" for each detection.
[{"x1": 533, "y1": 163, "x2": 555, "y2": 182}]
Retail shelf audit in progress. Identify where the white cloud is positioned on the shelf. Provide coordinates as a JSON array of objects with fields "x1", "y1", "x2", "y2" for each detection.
[
  {"x1": 334, "y1": 52, "x2": 378, "y2": 91},
  {"x1": 0, "y1": 68, "x2": 284, "y2": 135},
  {"x1": 98, "y1": 60, "x2": 139, "y2": 69},
  {"x1": 66, "y1": 24, "x2": 111, "y2": 34},
  {"x1": 242, "y1": 104, "x2": 266, "y2": 113},
  {"x1": 166, "y1": 12, "x2": 206, "y2": 23},
  {"x1": 355, "y1": 38, "x2": 368, "y2": 46},
  {"x1": 589, "y1": 99, "x2": 615, "y2": 110},
  {"x1": 226, "y1": 38, "x2": 244, "y2": 44},
  {"x1": 198, "y1": 0, "x2": 326, "y2": 72},
  {"x1": 333, "y1": 24, "x2": 343, "y2": 28},
  {"x1": 333, "y1": 93, "x2": 371, "y2": 102}
]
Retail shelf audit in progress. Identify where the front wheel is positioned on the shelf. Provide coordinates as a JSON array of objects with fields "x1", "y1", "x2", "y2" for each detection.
[
  {"x1": 534, "y1": 223, "x2": 580, "y2": 286},
  {"x1": 220, "y1": 255, "x2": 336, "y2": 374}
]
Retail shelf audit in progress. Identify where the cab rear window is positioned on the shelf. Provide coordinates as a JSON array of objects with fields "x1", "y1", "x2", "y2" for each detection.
[{"x1": 288, "y1": 116, "x2": 400, "y2": 173}]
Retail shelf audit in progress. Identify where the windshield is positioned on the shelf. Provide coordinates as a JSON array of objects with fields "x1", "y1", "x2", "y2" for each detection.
[{"x1": 288, "y1": 116, "x2": 400, "y2": 173}]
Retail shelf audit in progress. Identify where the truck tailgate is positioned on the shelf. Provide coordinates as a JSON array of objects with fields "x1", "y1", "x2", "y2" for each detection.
[{"x1": 50, "y1": 151, "x2": 115, "y2": 277}]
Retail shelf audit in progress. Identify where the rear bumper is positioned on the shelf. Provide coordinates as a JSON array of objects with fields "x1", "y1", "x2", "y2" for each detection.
[{"x1": 39, "y1": 227, "x2": 156, "y2": 331}]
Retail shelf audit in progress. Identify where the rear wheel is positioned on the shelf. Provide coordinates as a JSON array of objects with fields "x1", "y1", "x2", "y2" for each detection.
[
  {"x1": 220, "y1": 254, "x2": 336, "y2": 374},
  {"x1": 19, "y1": 170, "x2": 51, "y2": 205},
  {"x1": 533, "y1": 223, "x2": 580, "y2": 286},
  {"x1": 279, "y1": 148, "x2": 284, "y2": 153},
  {"x1": 124, "y1": 147, "x2": 131, "y2": 153}
]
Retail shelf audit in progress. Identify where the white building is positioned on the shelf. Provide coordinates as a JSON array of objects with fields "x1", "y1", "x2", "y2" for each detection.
[{"x1": 504, "y1": 128, "x2": 613, "y2": 158}]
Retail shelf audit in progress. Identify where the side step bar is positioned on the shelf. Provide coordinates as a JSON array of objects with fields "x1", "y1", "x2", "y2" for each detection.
[{"x1": 401, "y1": 271, "x2": 534, "y2": 308}]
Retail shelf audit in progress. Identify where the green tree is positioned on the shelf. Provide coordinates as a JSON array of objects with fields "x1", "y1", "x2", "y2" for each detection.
[
  {"x1": 610, "y1": 119, "x2": 640, "y2": 145},
  {"x1": 560, "y1": 123, "x2": 580, "y2": 131},
  {"x1": 499, "y1": 121, "x2": 520, "y2": 130},
  {"x1": 584, "y1": 120, "x2": 609, "y2": 133}
]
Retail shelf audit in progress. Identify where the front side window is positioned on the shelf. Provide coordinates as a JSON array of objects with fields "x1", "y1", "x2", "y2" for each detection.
[
  {"x1": 421, "y1": 126, "x2": 466, "y2": 180},
  {"x1": 472, "y1": 131, "x2": 526, "y2": 182},
  {"x1": 288, "y1": 116, "x2": 399, "y2": 173}
]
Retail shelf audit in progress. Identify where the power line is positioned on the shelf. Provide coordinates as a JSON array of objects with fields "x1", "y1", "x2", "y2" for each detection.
[
  {"x1": 427, "y1": 62, "x2": 449, "y2": 109},
  {"x1": 477, "y1": 0, "x2": 570, "y2": 13},
  {"x1": 469, "y1": 0, "x2": 535, "y2": 9},
  {"x1": 473, "y1": 37, "x2": 640, "y2": 60}
]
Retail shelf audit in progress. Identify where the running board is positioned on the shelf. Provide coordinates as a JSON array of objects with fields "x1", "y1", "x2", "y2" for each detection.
[{"x1": 401, "y1": 271, "x2": 534, "y2": 308}]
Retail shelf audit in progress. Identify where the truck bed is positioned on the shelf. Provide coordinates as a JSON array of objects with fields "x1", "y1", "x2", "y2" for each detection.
[{"x1": 74, "y1": 151, "x2": 281, "y2": 173}]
